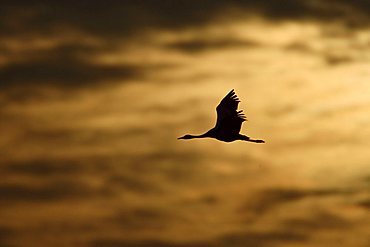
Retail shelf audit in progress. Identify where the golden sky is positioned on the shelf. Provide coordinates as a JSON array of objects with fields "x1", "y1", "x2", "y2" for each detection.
[{"x1": 1, "y1": 1, "x2": 370, "y2": 247}]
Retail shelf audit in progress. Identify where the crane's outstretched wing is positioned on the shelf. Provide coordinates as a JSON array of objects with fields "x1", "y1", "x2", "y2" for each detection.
[{"x1": 215, "y1": 89, "x2": 246, "y2": 135}]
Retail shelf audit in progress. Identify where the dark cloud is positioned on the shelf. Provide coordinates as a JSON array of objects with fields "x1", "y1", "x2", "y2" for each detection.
[
  {"x1": 21, "y1": 127, "x2": 152, "y2": 145},
  {"x1": 284, "y1": 41, "x2": 362, "y2": 66},
  {"x1": 90, "y1": 239, "x2": 197, "y2": 247},
  {"x1": 324, "y1": 54, "x2": 354, "y2": 66},
  {"x1": 1, "y1": 1, "x2": 370, "y2": 41},
  {"x1": 90, "y1": 230, "x2": 307, "y2": 247},
  {"x1": 362, "y1": 175, "x2": 370, "y2": 187},
  {"x1": 2, "y1": 159, "x2": 86, "y2": 176},
  {"x1": 0, "y1": 44, "x2": 153, "y2": 88},
  {"x1": 358, "y1": 198, "x2": 370, "y2": 210},
  {"x1": 282, "y1": 211, "x2": 350, "y2": 230},
  {"x1": 125, "y1": 151, "x2": 204, "y2": 179},
  {"x1": 0, "y1": 180, "x2": 97, "y2": 203},
  {"x1": 0, "y1": 226, "x2": 14, "y2": 247},
  {"x1": 0, "y1": 226, "x2": 14, "y2": 239},
  {"x1": 219, "y1": 231, "x2": 307, "y2": 246},
  {"x1": 113, "y1": 208, "x2": 170, "y2": 230},
  {"x1": 198, "y1": 194, "x2": 219, "y2": 205},
  {"x1": 244, "y1": 187, "x2": 350, "y2": 214},
  {"x1": 0, "y1": 1, "x2": 228, "y2": 39},
  {"x1": 165, "y1": 38, "x2": 260, "y2": 53},
  {"x1": 1, "y1": 0, "x2": 369, "y2": 91},
  {"x1": 105, "y1": 174, "x2": 163, "y2": 194},
  {"x1": 284, "y1": 42, "x2": 315, "y2": 53}
]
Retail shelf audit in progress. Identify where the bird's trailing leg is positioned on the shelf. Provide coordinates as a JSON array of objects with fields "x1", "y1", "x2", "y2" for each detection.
[
  {"x1": 239, "y1": 134, "x2": 265, "y2": 143},
  {"x1": 246, "y1": 138, "x2": 265, "y2": 143}
]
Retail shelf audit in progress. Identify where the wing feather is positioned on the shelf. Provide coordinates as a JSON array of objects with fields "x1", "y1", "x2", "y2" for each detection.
[{"x1": 215, "y1": 89, "x2": 246, "y2": 135}]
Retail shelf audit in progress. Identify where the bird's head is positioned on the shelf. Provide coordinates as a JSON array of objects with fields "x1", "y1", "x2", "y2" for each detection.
[{"x1": 177, "y1": 134, "x2": 193, "y2": 140}]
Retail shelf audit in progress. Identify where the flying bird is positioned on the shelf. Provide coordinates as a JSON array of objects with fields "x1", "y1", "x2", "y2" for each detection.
[{"x1": 178, "y1": 89, "x2": 265, "y2": 143}]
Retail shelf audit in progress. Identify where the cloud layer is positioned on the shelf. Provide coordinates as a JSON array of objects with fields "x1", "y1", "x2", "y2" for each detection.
[{"x1": 1, "y1": 1, "x2": 370, "y2": 247}]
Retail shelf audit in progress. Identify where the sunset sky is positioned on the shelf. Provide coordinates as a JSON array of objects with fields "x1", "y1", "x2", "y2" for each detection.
[{"x1": 1, "y1": 1, "x2": 370, "y2": 247}]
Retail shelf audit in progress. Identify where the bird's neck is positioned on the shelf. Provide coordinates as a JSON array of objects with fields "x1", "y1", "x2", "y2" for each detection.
[{"x1": 189, "y1": 133, "x2": 210, "y2": 139}]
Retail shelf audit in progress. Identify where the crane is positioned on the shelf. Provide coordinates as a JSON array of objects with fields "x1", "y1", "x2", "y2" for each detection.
[{"x1": 178, "y1": 89, "x2": 265, "y2": 143}]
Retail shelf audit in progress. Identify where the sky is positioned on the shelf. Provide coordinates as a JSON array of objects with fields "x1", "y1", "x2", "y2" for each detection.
[{"x1": 1, "y1": 1, "x2": 370, "y2": 246}]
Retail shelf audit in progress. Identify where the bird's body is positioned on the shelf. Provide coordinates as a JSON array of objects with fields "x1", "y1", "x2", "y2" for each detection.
[{"x1": 178, "y1": 89, "x2": 265, "y2": 143}]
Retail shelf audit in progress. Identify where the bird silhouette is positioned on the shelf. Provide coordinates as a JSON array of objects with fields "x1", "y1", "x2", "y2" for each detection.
[{"x1": 178, "y1": 89, "x2": 265, "y2": 143}]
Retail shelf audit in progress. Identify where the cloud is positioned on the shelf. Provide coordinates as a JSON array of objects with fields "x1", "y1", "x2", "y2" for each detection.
[
  {"x1": 113, "y1": 207, "x2": 170, "y2": 230},
  {"x1": 0, "y1": 179, "x2": 97, "y2": 202},
  {"x1": 1, "y1": 1, "x2": 370, "y2": 42},
  {"x1": 21, "y1": 127, "x2": 152, "y2": 146},
  {"x1": 358, "y1": 199, "x2": 370, "y2": 210},
  {"x1": 1, "y1": 1, "x2": 369, "y2": 92},
  {"x1": 90, "y1": 230, "x2": 307, "y2": 247},
  {"x1": 244, "y1": 187, "x2": 350, "y2": 215},
  {"x1": 357, "y1": 176, "x2": 370, "y2": 210},
  {"x1": 324, "y1": 54, "x2": 354, "y2": 66},
  {"x1": 219, "y1": 231, "x2": 308, "y2": 246},
  {"x1": 165, "y1": 38, "x2": 260, "y2": 53},
  {"x1": 284, "y1": 41, "x2": 316, "y2": 53},
  {"x1": 0, "y1": 226, "x2": 14, "y2": 247},
  {"x1": 105, "y1": 174, "x2": 164, "y2": 194},
  {"x1": 282, "y1": 211, "x2": 350, "y2": 230},
  {"x1": 0, "y1": 43, "x2": 152, "y2": 88},
  {"x1": 198, "y1": 194, "x2": 219, "y2": 205},
  {"x1": 3, "y1": 159, "x2": 83, "y2": 176}
]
